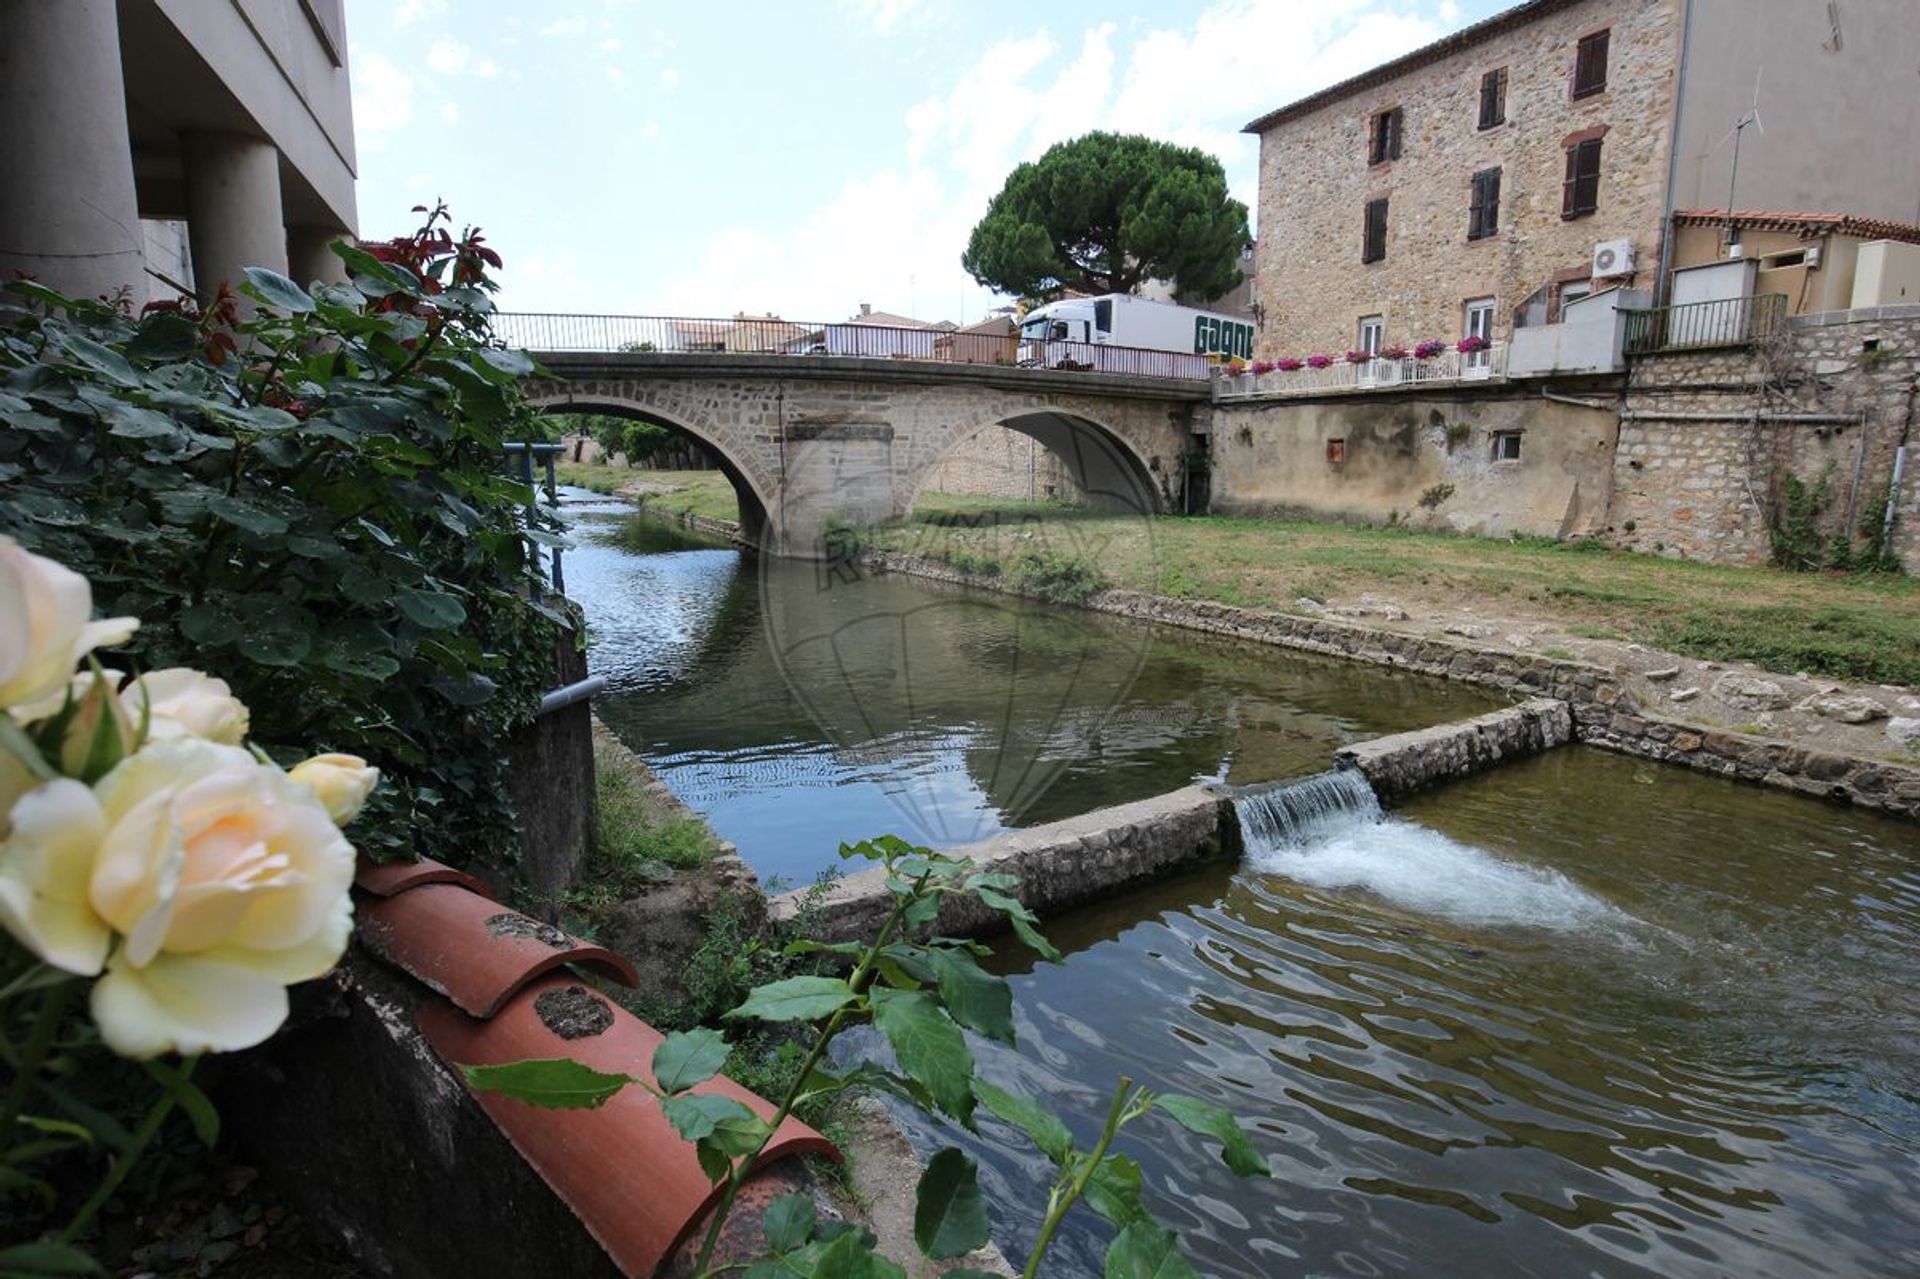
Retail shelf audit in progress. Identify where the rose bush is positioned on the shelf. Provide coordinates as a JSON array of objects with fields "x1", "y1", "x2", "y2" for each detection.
[{"x1": 0, "y1": 539, "x2": 368, "y2": 1264}]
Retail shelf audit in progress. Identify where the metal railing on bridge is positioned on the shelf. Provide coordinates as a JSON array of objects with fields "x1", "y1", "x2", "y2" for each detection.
[
  {"x1": 1621, "y1": 293, "x2": 1787, "y2": 356},
  {"x1": 490, "y1": 312, "x2": 1216, "y2": 381}
]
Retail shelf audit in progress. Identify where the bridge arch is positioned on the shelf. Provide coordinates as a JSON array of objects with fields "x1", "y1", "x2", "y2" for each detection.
[
  {"x1": 905, "y1": 409, "x2": 1163, "y2": 520},
  {"x1": 524, "y1": 389, "x2": 772, "y2": 545}
]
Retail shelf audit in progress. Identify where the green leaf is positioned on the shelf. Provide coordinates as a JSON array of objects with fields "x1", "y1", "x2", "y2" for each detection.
[
  {"x1": 661, "y1": 1092, "x2": 756, "y2": 1143},
  {"x1": 921, "y1": 946, "x2": 1014, "y2": 1044},
  {"x1": 810, "y1": 1228, "x2": 908, "y2": 1279},
  {"x1": 703, "y1": 1111, "x2": 775, "y2": 1158},
  {"x1": 869, "y1": 988, "x2": 974, "y2": 1124},
  {"x1": 1153, "y1": 1094, "x2": 1267, "y2": 1178},
  {"x1": 974, "y1": 1081, "x2": 1072, "y2": 1164},
  {"x1": 142, "y1": 1059, "x2": 219, "y2": 1146},
  {"x1": 12, "y1": 1115, "x2": 93, "y2": 1146},
  {"x1": 208, "y1": 495, "x2": 291, "y2": 536},
  {"x1": 0, "y1": 1167, "x2": 55, "y2": 1209},
  {"x1": 761, "y1": 1191, "x2": 816, "y2": 1253},
  {"x1": 0, "y1": 1240, "x2": 106, "y2": 1276},
  {"x1": 397, "y1": 588, "x2": 468, "y2": 629},
  {"x1": 726, "y1": 975, "x2": 859, "y2": 1024},
  {"x1": 651, "y1": 1027, "x2": 730, "y2": 1095},
  {"x1": 57, "y1": 333, "x2": 141, "y2": 387},
  {"x1": 1102, "y1": 1223, "x2": 1195, "y2": 1279},
  {"x1": 1083, "y1": 1154, "x2": 1149, "y2": 1228},
  {"x1": 460, "y1": 1058, "x2": 632, "y2": 1109},
  {"x1": 975, "y1": 887, "x2": 1062, "y2": 962},
  {"x1": 474, "y1": 347, "x2": 535, "y2": 381},
  {"x1": 914, "y1": 1148, "x2": 989, "y2": 1260},
  {"x1": 242, "y1": 267, "x2": 316, "y2": 314}
]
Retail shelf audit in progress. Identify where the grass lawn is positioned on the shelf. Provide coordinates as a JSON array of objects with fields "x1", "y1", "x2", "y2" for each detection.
[
  {"x1": 877, "y1": 499, "x2": 1920, "y2": 687},
  {"x1": 554, "y1": 461, "x2": 741, "y2": 523}
]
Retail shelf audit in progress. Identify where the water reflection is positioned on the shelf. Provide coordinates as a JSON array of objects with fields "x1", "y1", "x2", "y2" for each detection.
[
  {"x1": 882, "y1": 747, "x2": 1920, "y2": 1278},
  {"x1": 564, "y1": 490, "x2": 1495, "y2": 884}
]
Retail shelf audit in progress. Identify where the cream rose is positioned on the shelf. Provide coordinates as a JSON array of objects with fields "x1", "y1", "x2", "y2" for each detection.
[
  {"x1": 288, "y1": 753, "x2": 380, "y2": 826},
  {"x1": 0, "y1": 538, "x2": 138, "y2": 712},
  {"x1": 0, "y1": 740, "x2": 356, "y2": 1057},
  {"x1": 122, "y1": 668, "x2": 249, "y2": 745}
]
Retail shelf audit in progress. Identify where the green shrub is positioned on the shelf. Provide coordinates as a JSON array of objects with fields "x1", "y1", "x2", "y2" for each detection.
[
  {"x1": 0, "y1": 206, "x2": 558, "y2": 873},
  {"x1": 1006, "y1": 550, "x2": 1107, "y2": 605}
]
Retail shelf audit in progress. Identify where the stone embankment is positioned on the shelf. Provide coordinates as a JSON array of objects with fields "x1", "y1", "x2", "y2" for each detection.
[
  {"x1": 772, "y1": 785, "x2": 1227, "y2": 944},
  {"x1": 1338, "y1": 698, "x2": 1572, "y2": 801}
]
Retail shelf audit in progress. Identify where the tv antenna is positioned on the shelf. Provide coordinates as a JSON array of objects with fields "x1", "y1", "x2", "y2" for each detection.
[{"x1": 1713, "y1": 68, "x2": 1766, "y2": 248}]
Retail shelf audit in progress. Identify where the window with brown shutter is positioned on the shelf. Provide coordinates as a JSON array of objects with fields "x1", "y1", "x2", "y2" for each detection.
[
  {"x1": 1562, "y1": 139, "x2": 1601, "y2": 218},
  {"x1": 1368, "y1": 107, "x2": 1403, "y2": 164},
  {"x1": 1468, "y1": 167, "x2": 1502, "y2": 240},
  {"x1": 1572, "y1": 29, "x2": 1609, "y2": 98},
  {"x1": 1478, "y1": 67, "x2": 1507, "y2": 129},
  {"x1": 1363, "y1": 197, "x2": 1388, "y2": 263}
]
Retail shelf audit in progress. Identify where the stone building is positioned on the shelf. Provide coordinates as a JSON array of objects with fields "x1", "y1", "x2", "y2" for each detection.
[
  {"x1": 1244, "y1": 0, "x2": 1920, "y2": 360},
  {"x1": 0, "y1": 0, "x2": 358, "y2": 309}
]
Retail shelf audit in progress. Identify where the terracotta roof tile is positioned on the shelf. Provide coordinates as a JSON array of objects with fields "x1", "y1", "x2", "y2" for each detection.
[
  {"x1": 358, "y1": 884, "x2": 639, "y2": 1017},
  {"x1": 420, "y1": 974, "x2": 839, "y2": 1278},
  {"x1": 354, "y1": 854, "x2": 494, "y2": 899},
  {"x1": 1672, "y1": 209, "x2": 1920, "y2": 246}
]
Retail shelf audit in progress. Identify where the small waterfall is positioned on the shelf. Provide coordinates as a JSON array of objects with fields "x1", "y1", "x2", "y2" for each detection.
[{"x1": 1232, "y1": 767, "x2": 1382, "y2": 854}]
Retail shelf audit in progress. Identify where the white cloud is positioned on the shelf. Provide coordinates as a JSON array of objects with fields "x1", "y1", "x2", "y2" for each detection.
[
  {"x1": 598, "y1": 37, "x2": 622, "y2": 53},
  {"x1": 606, "y1": 65, "x2": 630, "y2": 89},
  {"x1": 351, "y1": 51, "x2": 414, "y2": 144},
  {"x1": 658, "y1": 67, "x2": 680, "y2": 91},
  {"x1": 426, "y1": 39, "x2": 500, "y2": 78},
  {"x1": 539, "y1": 16, "x2": 590, "y2": 37},
  {"x1": 393, "y1": 0, "x2": 446, "y2": 28},
  {"x1": 440, "y1": 101, "x2": 460, "y2": 123},
  {"x1": 840, "y1": 0, "x2": 923, "y2": 33}
]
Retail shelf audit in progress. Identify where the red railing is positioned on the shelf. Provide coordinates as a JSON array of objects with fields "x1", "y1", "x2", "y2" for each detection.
[{"x1": 489, "y1": 312, "x2": 1215, "y2": 382}]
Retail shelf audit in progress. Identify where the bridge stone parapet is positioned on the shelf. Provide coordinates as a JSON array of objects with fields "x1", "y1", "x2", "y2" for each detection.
[{"x1": 525, "y1": 352, "x2": 1209, "y2": 552}]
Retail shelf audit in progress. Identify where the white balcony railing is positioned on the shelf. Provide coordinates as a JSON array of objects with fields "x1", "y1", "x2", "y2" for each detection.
[{"x1": 1213, "y1": 343, "x2": 1505, "y2": 398}]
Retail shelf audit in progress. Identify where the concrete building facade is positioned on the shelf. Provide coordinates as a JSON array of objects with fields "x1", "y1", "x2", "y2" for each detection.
[
  {"x1": 1244, "y1": 0, "x2": 1920, "y2": 360},
  {"x1": 0, "y1": 0, "x2": 357, "y2": 308}
]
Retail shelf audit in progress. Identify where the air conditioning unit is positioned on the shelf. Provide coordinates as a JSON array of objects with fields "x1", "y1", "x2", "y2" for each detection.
[
  {"x1": 1804, "y1": 244, "x2": 1823, "y2": 269},
  {"x1": 1592, "y1": 239, "x2": 1636, "y2": 276}
]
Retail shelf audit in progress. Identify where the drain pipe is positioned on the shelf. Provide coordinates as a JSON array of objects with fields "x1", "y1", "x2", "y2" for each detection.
[
  {"x1": 1618, "y1": 409, "x2": 1863, "y2": 424},
  {"x1": 538, "y1": 675, "x2": 605, "y2": 717},
  {"x1": 1540, "y1": 387, "x2": 1615, "y2": 411}
]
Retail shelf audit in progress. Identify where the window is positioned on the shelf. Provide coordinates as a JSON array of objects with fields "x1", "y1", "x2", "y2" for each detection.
[
  {"x1": 1558, "y1": 280, "x2": 1593, "y2": 319},
  {"x1": 1573, "y1": 29, "x2": 1610, "y2": 98},
  {"x1": 1326, "y1": 439, "x2": 1347, "y2": 464},
  {"x1": 1478, "y1": 67, "x2": 1508, "y2": 128},
  {"x1": 1464, "y1": 297, "x2": 1495, "y2": 370},
  {"x1": 1468, "y1": 167, "x2": 1502, "y2": 240},
  {"x1": 1094, "y1": 298, "x2": 1113, "y2": 334},
  {"x1": 1368, "y1": 107, "x2": 1403, "y2": 164},
  {"x1": 1562, "y1": 138, "x2": 1602, "y2": 218},
  {"x1": 1492, "y1": 432, "x2": 1522, "y2": 461},
  {"x1": 1362, "y1": 198, "x2": 1389, "y2": 263},
  {"x1": 1358, "y1": 315, "x2": 1384, "y2": 356}
]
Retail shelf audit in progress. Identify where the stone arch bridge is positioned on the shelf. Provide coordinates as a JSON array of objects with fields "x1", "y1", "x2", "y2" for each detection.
[{"x1": 524, "y1": 352, "x2": 1210, "y2": 552}]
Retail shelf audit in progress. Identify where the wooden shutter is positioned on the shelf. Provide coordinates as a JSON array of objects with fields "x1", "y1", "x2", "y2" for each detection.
[
  {"x1": 1478, "y1": 68, "x2": 1507, "y2": 129},
  {"x1": 1386, "y1": 108, "x2": 1403, "y2": 160},
  {"x1": 1562, "y1": 140, "x2": 1601, "y2": 217},
  {"x1": 1573, "y1": 30, "x2": 1609, "y2": 98},
  {"x1": 1369, "y1": 108, "x2": 1403, "y2": 164},
  {"x1": 1363, "y1": 198, "x2": 1388, "y2": 263},
  {"x1": 1469, "y1": 168, "x2": 1501, "y2": 240}
]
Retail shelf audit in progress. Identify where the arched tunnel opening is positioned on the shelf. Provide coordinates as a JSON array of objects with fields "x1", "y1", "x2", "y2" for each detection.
[
  {"x1": 533, "y1": 402, "x2": 771, "y2": 546},
  {"x1": 907, "y1": 411, "x2": 1164, "y2": 522}
]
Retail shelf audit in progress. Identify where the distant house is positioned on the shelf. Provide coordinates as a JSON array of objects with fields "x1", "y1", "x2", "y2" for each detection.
[
  {"x1": 1243, "y1": 0, "x2": 1920, "y2": 362},
  {"x1": 935, "y1": 316, "x2": 1018, "y2": 365},
  {"x1": 1666, "y1": 211, "x2": 1920, "y2": 316}
]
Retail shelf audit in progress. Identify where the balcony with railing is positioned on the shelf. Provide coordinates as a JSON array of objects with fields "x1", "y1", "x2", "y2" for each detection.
[
  {"x1": 1621, "y1": 293, "x2": 1787, "y2": 355},
  {"x1": 1213, "y1": 342, "x2": 1505, "y2": 399}
]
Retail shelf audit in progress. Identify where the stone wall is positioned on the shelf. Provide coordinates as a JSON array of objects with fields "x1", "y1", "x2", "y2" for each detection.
[
  {"x1": 1337, "y1": 697, "x2": 1573, "y2": 800},
  {"x1": 1209, "y1": 385, "x2": 1617, "y2": 536},
  {"x1": 1607, "y1": 307, "x2": 1920, "y2": 568},
  {"x1": 1251, "y1": 0, "x2": 1681, "y2": 358},
  {"x1": 917, "y1": 424, "x2": 1083, "y2": 504},
  {"x1": 771, "y1": 785, "x2": 1227, "y2": 944}
]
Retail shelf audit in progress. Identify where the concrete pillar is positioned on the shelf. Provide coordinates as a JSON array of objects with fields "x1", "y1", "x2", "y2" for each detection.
[
  {"x1": 0, "y1": 0, "x2": 145, "y2": 303},
  {"x1": 287, "y1": 225, "x2": 350, "y2": 289},
  {"x1": 181, "y1": 131, "x2": 286, "y2": 307}
]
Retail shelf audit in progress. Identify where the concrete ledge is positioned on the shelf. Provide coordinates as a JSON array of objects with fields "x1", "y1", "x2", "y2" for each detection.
[
  {"x1": 1337, "y1": 698, "x2": 1572, "y2": 802},
  {"x1": 770, "y1": 785, "x2": 1228, "y2": 943},
  {"x1": 1575, "y1": 704, "x2": 1920, "y2": 819}
]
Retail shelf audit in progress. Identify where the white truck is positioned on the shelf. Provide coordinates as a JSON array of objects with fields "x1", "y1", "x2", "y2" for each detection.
[{"x1": 1017, "y1": 294, "x2": 1254, "y2": 378}]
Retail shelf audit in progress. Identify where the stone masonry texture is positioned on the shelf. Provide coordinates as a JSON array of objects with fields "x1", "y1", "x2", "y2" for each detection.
[{"x1": 1251, "y1": 0, "x2": 1682, "y2": 359}]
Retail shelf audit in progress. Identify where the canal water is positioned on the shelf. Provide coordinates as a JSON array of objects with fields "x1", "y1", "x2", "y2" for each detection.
[
  {"x1": 565, "y1": 492, "x2": 1920, "y2": 1276},
  {"x1": 891, "y1": 746, "x2": 1920, "y2": 1278},
  {"x1": 564, "y1": 490, "x2": 1494, "y2": 885}
]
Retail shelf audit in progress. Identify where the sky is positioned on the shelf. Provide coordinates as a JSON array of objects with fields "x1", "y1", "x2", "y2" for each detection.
[{"x1": 345, "y1": 0, "x2": 1507, "y2": 325}]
